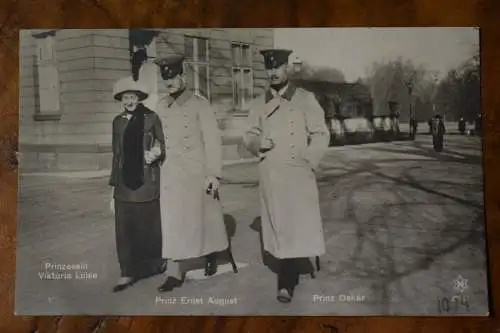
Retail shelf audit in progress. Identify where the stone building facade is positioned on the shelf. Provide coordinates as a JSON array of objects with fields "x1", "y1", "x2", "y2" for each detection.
[{"x1": 19, "y1": 29, "x2": 273, "y2": 172}]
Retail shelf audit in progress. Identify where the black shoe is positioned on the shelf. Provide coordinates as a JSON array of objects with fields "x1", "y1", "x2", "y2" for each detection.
[
  {"x1": 112, "y1": 279, "x2": 135, "y2": 293},
  {"x1": 157, "y1": 276, "x2": 184, "y2": 293},
  {"x1": 204, "y1": 254, "x2": 218, "y2": 277},
  {"x1": 277, "y1": 288, "x2": 293, "y2": 303}
]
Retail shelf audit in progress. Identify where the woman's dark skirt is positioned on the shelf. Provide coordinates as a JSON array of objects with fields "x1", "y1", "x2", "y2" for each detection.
[{"x1": 114, "y1": 198, "x2": 163, "y2": 280}]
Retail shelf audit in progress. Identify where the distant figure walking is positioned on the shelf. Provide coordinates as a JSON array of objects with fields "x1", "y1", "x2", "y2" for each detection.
[
  {"x1": 432, "y1": 115, "x2": 446, "y2": 152},
  {"x1": 458, "y1": 117, "x2": 466, "y2": 135},
  {"x1": 475, "y1": 113, "x2": 482, "y2": 135},
  {"x1": 428, "y1": 118, "x2": 433, "y2": 134}
]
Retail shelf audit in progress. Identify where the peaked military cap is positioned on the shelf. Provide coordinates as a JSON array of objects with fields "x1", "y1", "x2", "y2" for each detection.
[
  {"x1": 260, "y1": 49, "x2": 293, "y2": 69},
  {"x1": 154, "y1": 54, "x2": 185, "y2": 79}
]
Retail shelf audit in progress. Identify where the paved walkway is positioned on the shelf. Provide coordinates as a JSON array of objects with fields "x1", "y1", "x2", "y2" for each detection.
[{"x1": 15, "y1": 136, "x2": 488, "y2": 316}]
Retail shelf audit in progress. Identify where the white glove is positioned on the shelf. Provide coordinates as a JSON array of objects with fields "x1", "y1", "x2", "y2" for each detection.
[
  {"x1": 204, "y1": 176, "x2": 220, "y2": 198},
  {"x1": 145, "y1": 145, "x2": 162, "y2": 165},
  {"x1": 150, "y1": 145, "x2": 162, "y2": 157},
  {"x1": 260, "y1": 137, "x2": 275, "y2": 153}
]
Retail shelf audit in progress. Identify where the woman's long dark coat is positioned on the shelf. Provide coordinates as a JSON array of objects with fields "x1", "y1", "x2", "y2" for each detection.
[{"x1": 109, "y1": 106, "x2": 166, "y2": 279}]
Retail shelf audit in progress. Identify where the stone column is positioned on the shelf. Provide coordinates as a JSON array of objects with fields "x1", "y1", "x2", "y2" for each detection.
[{"x1": 32, "y1": 30, "x2": 61, "y2": 121}]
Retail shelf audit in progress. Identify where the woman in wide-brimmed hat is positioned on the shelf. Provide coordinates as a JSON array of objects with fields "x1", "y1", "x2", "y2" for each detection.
[{"x1": 109, "y1": 76, "x2": 166, "y2": 292}]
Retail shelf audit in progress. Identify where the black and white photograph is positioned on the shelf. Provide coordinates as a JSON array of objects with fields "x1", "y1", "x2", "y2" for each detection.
[{"x1": 15, "y1": 28, "x2": 487, "y2": 316}]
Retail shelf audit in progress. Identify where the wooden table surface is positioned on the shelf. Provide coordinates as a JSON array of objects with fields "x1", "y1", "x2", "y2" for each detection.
[{"x1": 1, "y1": 1, "x2": 500, "y2": 332}]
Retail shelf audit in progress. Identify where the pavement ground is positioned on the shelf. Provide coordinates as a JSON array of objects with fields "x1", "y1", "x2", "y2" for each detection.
[{"x1": 15, "y1": 134, "x2": 488, "y2": 316}]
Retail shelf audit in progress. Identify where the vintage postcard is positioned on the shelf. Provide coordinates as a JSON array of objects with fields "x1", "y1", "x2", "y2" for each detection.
[{"x1": 15, "y1": 28, "x2": 487, "y2": 316}]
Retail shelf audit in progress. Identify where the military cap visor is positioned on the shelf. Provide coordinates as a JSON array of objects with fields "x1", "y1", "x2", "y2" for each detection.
[
  {"x1": 154, "y1": 55, "x2": 185, "y2": 79},
  {"x1": 260, "y1": 49, "x2": 293, "y2": 69}
]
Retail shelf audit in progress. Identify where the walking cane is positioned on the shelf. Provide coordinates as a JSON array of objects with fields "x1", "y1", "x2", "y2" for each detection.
[
  {"x1": 207, "y1": 183, "x2": 238, "y2": 274},
  {"x1": 227, "y1": 245, "x2": 239, "y2": 274},
  {"x1": 310, "y1": 256, "x2": 320, "y2": 279}
]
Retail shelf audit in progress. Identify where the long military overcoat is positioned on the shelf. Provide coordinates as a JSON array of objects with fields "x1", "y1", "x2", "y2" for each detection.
[
  {"x1": 156, "y1": 90, "x2": 228, "y2": 260},
  {"x1": 243, "y1": 84, "x2": 330, "y2": 259}
]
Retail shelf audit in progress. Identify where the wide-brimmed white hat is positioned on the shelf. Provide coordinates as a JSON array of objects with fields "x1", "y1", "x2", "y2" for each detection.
[{"x1": 113, "y1": 76, "x2": 149, "y2": 101}]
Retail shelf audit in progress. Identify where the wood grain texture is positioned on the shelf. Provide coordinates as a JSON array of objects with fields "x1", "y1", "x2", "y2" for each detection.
[{"x1": 1, "y1": 0, "x2": 500, "y2": 332}]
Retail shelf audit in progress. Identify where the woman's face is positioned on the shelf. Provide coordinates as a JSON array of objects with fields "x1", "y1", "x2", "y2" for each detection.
[{"x1": 121, "y1": 92, "x2": 140, "y2": 111}]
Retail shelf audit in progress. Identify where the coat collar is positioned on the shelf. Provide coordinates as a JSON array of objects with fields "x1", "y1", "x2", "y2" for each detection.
[
  {"x1": 265, "y1": 83, "x2": 297, "y2": 103},
  {"x1": 120, "y1": 112, "x2": 133, "y2": 120},
  {"x1": 167, "y1": 88, "x2": 194, "y2": 107},
  {"x1": 119, "y1": 104, "x2": 151, "y2": 120}
]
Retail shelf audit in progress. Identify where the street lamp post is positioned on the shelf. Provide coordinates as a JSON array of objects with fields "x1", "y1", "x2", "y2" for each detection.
[
  {"x1": 388, "y1": 100, "x2": 399, "y2": 139},
  {"x1": 432, "y1": 73, "x2": 439, "y2": 119},
  {"x1": 407, "y1": 80, "x2": 416, "y2": 140},
  {"x1": 292, "y1": 57, "x2": 303, "y2": 74}
]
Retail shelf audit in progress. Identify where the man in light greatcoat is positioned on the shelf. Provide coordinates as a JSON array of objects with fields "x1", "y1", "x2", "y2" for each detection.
[
  {"x1": 151, "y1": 55, "x2": 229, "y2": 292},
  {"x1": 243, "y1": 49, "x2": 330, "y2": 303}
]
